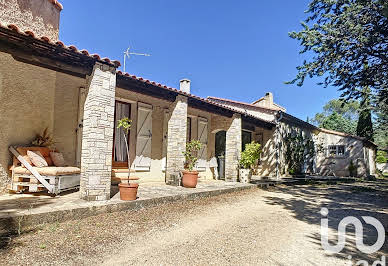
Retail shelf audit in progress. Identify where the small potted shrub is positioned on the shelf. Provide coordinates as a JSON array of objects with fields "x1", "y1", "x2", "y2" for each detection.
[
  {"x1": 239, "y1": 141, "x2": 262, "y2": 183},
  {"x1": 117, "y1": 117, "x2": 139, "y2": 200},
  {"x1": 182, "y1": 140, "x2": 202, "y2": 188}
]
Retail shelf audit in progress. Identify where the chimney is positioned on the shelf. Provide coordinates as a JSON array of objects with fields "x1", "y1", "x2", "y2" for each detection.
[
  {"x1": 0, "y1": 0, "x2": 62, "y2": 42},
  {"x1": 265, "y1": 92, "x2": 273, "y2": 107},
  {"x1": 180, "y1": 79, "x2": 191, "y2": 94}
]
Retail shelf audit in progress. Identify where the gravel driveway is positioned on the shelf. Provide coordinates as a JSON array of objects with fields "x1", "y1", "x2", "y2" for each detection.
[{"x1": 1, "y1": 182, "x2": 387, "y2": 265}]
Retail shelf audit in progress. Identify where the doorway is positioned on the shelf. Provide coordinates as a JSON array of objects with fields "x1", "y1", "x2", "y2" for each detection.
[
  {"x1": 113, "y1": 101, "x2": 131, "y2": 168},
  {"x1": 215, "y1": 130, "x2": 226, "y2": 180}
]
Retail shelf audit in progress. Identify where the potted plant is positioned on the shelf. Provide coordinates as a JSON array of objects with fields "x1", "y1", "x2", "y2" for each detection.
[
  {"x1": 182, "y1": 140, "x2": 202, "y2": 188},
  {"x1": 117, "y1": 117, "x2": 138, "y2": 200},
  {"x1": 239, "y1": 141, "x2": 262, "y2": 183}
]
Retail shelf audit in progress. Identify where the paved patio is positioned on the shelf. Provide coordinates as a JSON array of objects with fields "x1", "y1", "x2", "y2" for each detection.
[{"x1": 0, "y1": 180, "x2": 255, "y2": 234}]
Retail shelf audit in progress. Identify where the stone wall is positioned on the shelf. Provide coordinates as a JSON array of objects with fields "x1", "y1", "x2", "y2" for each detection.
[
  {"x1": 315, "y1": 131, "x2": 367, "y2": 177},
  {"x1": 0, "y1": 0, "x2": 61, "y2": 41},
  {"x1": 80, "y1": 63, "x2": 116, "y2": 201},
  {"x1": 166, "y1": 95, "x2": 187, "y2": 185},
  {"x1": 225, "y1": 114, "x2": 241, "y2": 181}
]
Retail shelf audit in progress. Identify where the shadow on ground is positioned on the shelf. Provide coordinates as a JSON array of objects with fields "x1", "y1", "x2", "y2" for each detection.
[{"x1": 264, "y1": 181, "x2": 388, "y2": 263}]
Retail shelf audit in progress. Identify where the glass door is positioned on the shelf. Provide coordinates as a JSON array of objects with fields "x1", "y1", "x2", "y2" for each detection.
[{"x1": 113, "y1": 101, "x2": 131, "y2": 167}]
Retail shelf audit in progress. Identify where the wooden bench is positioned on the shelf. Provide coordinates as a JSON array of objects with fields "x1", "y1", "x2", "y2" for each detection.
[{"x1": 9, "y1": 146, "x2": 80, "y2": 195}]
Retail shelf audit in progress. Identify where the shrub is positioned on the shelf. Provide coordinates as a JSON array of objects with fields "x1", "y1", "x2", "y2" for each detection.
[
  {"x1": 376, "y1": 150, "x2": 387, "y2": 164},
  {"x1": 183, "y1": 140, "x2": 202, "y2": 171},
  {"x1": 239, "y1": 142, "x2": 262, "y2": 169}
]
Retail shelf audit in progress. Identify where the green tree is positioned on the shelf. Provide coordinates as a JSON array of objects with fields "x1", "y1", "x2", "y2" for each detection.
[
  {"x1": 374, "y1": 101, "x2": 388, "y2": 149},
  {"x1": 321, "y1": 113, "x2": 357, "y2": 134},
  {"x1": 356, "y1": 88, "x2": 374, "y2": 141},
  {"x1": 376, "y1": 150, "x2": 387, "y2": 163},
  {"x1": 288, "y1": 0, "x2": 388, "y2": 107},
  {"x1": 312, "y1": 99, "x2": 359, "y2": 134}
]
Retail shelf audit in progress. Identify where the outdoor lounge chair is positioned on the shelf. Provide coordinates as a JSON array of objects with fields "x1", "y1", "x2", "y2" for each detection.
[{"x1": 9, "y1": 146, "x2": 80, "y2": 195}]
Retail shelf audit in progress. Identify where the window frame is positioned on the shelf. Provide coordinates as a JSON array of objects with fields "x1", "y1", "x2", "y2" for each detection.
[{"x1": 327, "y1": 145, "x2": 346, "y2": 158}]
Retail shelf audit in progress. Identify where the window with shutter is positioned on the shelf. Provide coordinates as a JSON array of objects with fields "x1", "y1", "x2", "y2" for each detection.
[
  {"x1": 196, "y1": 117, "x2": 208, "y2": 171},
  {"x1": 134, "y1": 103, "x2": 152, "y2": 171}
]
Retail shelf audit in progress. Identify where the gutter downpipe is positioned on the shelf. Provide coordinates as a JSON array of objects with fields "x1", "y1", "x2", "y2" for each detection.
[{"x1": 275, "y1": 111, "x2": 283, "y2": 180}]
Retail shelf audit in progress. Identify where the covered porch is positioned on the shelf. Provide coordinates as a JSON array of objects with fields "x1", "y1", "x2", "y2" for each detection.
[
  {"x1": 113, "y1": 74, "x2": 276, "y2": 187},
  {"x1": 0, "y1": 24, "x2": 276, "y2": 202}
]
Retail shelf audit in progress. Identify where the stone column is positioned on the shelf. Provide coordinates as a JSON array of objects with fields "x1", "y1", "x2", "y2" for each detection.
[
  {"x1": 225, "y1": 114, "x2": 242, "y2": 182},
  {"x1": 80, "y1": 63, "x2": 116, "y2": 201},
  {"x1": 166, "y1": 95, "x2": 188, "y2": 185}
]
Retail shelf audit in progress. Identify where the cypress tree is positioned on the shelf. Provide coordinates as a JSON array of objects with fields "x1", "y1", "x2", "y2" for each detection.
[{"x1": 357, "y1": 88, "x2": 374, "y2": 141}]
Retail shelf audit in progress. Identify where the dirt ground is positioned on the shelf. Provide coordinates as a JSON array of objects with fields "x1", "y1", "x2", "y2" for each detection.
[{"x1": 1, "y1": 181, "x2": 387, "y2": 265}]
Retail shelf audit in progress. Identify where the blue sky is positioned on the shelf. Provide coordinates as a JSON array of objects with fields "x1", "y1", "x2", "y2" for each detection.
[{"x1": 59, "y1": 0, "x2": 341, "y2": 120}]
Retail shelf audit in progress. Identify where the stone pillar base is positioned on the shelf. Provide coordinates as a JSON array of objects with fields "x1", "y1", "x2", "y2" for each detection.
[
  {"x1": 225, "y1": 114, "x2": 242, "y2": 182},
  {"x1": 165, "y1": 95, "x2": 188, "y2": 185},
  {"x1": 166, "y1": 174, "x2": 180, "y2": 186}
]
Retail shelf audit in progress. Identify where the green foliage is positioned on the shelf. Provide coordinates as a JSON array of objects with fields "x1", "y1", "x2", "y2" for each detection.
[
  {"x1": 183, "y1": 140, "x2": 202, "y2": 171},
  {"x1": 356, "y1": 88, "x2": 374, "y2": 141},
  {"x1": 321, "y1": 112, "x2": 358, "y2": 135},
  {"x1": 239, "y1": 142, "x2": 262, "y2": 169},
  {"x1": 376, "y1": 150, "x2": 387, "y2": 163},
  {"x1": 348, "y1": 160, "x2": 357, "y2": 177},
  {"x1": 287, "y1": 0, "x2": 388, "y2": 107},
  {"x1": 284, "y1": 132, "x2": 315, "y2": 175},
  {"x1": 117, "y1": 117, "x2": 132, "y2": 183},
  {"x1": 374, "y1": 100, "x2": 388, "y2": 150},
  {"x1": 313, "y1": 99, "x2": 359, "y2": 134},
  {"x1": 117, "y1": 117, "x2": 132, "y2": 136}
]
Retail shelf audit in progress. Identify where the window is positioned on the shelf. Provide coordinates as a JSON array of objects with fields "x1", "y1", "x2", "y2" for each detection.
[
  {"x1": 242, "y1": 130, "x2": 252, "y2": 151},
  {"x1": 328, "y1": 145, "x2": 346, "y2": 157}
]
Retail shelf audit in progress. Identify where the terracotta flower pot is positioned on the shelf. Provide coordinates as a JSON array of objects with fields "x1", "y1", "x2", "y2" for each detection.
[
  {"x1": 182, "y1": 170, "x2": 199, "y2": 188},
  {"x1": 118, "y1": 183, "x2": 139, "y2": 200}
]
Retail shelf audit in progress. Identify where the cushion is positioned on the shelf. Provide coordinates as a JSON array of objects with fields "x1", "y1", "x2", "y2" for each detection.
[
  {"x1": 50, "y1": 152, "x2": 66, "y2": 167},
  {"x1": 44, "y1": 156, "x2": 54, "y2": 166},
  {"x1": 15, "y1": 147, "x2": 51, "y2": 168},
  {"x1": 13, "y1": 166, "x2": 81, "y2": 176},
  {"x1": 27, "y1": 150, "x2": 48, "y2": 167}
]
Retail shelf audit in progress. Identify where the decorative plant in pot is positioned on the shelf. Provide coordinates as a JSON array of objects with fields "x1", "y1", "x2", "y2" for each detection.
[
  {"x1": 239, "y1": 141, "x2": 262, "y2": 183},
  {"x1": 117, "y1": 117, "x2": 139, "y2": 200},
  {"x1": 182, "y1": 140, "x2": 202, "y2": 188}
]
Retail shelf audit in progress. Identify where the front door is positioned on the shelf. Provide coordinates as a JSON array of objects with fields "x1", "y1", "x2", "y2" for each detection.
[
  {"x1": 113, "y1": 101, "x2": 131, "y2": 167},
  {"x1": 215, "y1": 130, "x2": 226, "y2": 180}
]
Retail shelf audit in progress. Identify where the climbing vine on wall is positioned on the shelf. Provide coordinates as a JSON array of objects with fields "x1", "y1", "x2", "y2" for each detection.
[{"x1": 284, "y1": 132, "x2": 316, "y2": 175}]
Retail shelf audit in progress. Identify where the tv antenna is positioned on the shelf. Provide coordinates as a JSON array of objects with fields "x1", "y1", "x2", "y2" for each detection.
[{"x1": 123, "y1": 46, "x2": 150, "y2": 72}]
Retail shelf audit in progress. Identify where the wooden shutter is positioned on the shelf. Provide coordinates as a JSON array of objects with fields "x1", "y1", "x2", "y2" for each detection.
[
  {"x1": 134, "y1": 103, "x2": 152, "y2": 171},
  {"x1": 162, "y1": 109, "x2": 169, "y2": 171},
  {"x1": 197, "y1": 117, "x2": 208, "y2": 171}
]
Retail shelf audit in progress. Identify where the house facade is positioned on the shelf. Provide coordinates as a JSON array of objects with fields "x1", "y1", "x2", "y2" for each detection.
[
  {"x1": 208, "y1": 95, "x2": 377, "y2": 178},
  {"x1": 0, "y1": 0, "x2": 376, "y2": 200}
]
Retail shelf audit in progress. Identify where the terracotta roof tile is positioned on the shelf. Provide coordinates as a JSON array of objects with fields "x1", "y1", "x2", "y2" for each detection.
[
  {"x1": 48, "y1": 0, "x2": 63, "y2": 11},
  {"x1": 116, "y1": 72, "x2": 275, "y2": 126},
  {"x1": 0, "y1": 23, "x2": 121, "y2": 68},
  {"x1": 207, "y1": 96, "x2": 279, "y2": 112}
]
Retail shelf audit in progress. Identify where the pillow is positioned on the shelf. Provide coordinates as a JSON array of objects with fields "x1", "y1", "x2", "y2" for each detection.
[
  {"x1": 44, "y1": 156, "x2": 54, "y2": 166},
  {"x1": 27, "y1": 150, "x2": 48, "y2": 167},
  {"x1": 50, "y1": 152, "x2": 66, "y2": 167}
]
